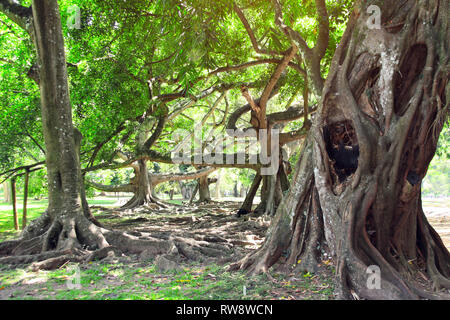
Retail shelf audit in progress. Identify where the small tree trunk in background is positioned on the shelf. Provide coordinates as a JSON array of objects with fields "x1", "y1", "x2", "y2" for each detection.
[
  {"x1": 3, "y1": 182, "x2": 11, "y2": 203},
  {"x1": 254, "y1": 158, "x2": 288, "y2": 215},
  {"x1": 11, "y1": 178, "x2": 18, "y2": 231},
  {"x1": 22, "y1": 170, "x2": 29, "y2": 229},
  {"x1": 214, "y1": 169, "x2": 222, "y2": 199},
  {"x1": 179, "y1": 182, "x2": 190, "y2": 200},
  {"x1": 240, "y1": 185, "x2": 246, "y2": 198},
  {"x1": 233, "y1": 181, "x2": 239, "y2": 197},
  {"x1": 240, "y1": 173, "x2": 262, "y2": 212},
  {"x1": 198, "y1": 176, "x2": 211, "y2": 203},
  {"x1": 122, "y1": 160, "x2": 161, "y2": 209},
  {"x1": 189, "y1": 182, "x2": 199, "y2": 204}
]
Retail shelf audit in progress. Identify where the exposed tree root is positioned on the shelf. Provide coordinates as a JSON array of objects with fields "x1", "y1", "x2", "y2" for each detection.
[
  {"x1": 0, "y1": 204, "x2": 245, "y2": 271},
  {"x1": 120, "y1": 194, "x2": 168, "y2": 211}
]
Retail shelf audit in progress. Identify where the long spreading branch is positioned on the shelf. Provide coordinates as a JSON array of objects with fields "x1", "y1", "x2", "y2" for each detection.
[
  {"x1": 207, "y1": 58, "x2": 306, "y2": 78},
  {"x1": 142, "y1": 104, "x2": 169, "y2": 151},
  {"x1": 152, "y1": 166, "x2": 216, "y2": 184},
  {"x1": 0, "y1": 161, "x2": 44, "y2": 184},
  {"x1": 312, "y1": 0, "x2": 330, "y2": 59},
  {"x1": 0, "y1": 0, "x2": 32, "y2": 33},
  {"x1": 260, "y1": 46, "x2": 299, "y2": 111}
]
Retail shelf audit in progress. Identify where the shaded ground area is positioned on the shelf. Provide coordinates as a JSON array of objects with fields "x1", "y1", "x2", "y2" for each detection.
[
  {"x1": 0, "y1": 201, "x2": 335, "y2": 300},
  {"x1": 0, "y1": 198, "x2": 448, "y2": 300},
  {"x1": 94, "y1": 201, "x2": 268, "y2": 254}
]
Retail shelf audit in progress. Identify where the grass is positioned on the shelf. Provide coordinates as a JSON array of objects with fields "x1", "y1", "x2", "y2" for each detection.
[
  {"x1": 0, "y1": 261, "x2": 334, "y2": 300},
  {"x1": 0, "y1": 196, "x2": 119, "y2": 241}
]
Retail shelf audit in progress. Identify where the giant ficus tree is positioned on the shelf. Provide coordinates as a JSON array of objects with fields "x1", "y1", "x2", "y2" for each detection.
[
  {"x1": 0, "y1": 0, "x2": 224, "y2": 265},
  {"x1": 0, "y1": 0, "x2": 109, "y2": 253},
  {"x1": 233, "y1": 0, "x2": 450, "y2": 300}
]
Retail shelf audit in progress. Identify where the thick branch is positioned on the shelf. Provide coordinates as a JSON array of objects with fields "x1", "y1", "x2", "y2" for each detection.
[
  {"x1": 152, "y1": 167, "x2": 216, "y2": 184},
  {"x1": 208, "y1": 58, "x2": 305, "y2": 79},
  {"x1": 260, "y1": 46, "x2": 299, "y2": 110},
  {"x1": 87, "y1": 122, "x2": 126, "y2": 168},
  {"x1": 86, "y1": 181, "x2": 134, "y2": 193},
  {"x1": 143, "y1": 105, "x2": 168, "y2": 151},
  {"x1": 240, "y1": 87, "x2": 260, "y2": 113},
  {"x1": 0, "y1": 0, "x2": 32, "y2": 33},
  {"x1": 271, "y1": 0, "x2": 325, "y2": 94},
  {"x1": 271, "y1": 0, "x2": 312, "y2": 56},
  {"x1": 313, "y1": 0, "x2": 330, "y2": 59}
]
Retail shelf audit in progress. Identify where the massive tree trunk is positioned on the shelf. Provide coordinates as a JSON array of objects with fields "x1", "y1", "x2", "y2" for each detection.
[
  {"x1": 0, "y1": 1, "x2": 139, "y2": 264},
  {"x1": 15, "y1": 0, "x2": 114, "y2": 254},
  {"x1": 234, "y1": 0, "x2": 450, "y2": 300}
]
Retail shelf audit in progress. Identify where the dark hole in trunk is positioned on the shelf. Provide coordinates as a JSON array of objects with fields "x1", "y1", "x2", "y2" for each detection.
[
  {"x1": 47, "y1": 223, "x2": 62, "y2": 250},
  {"x1": 394, "y1": 44, "x2": 428, "y2": 116},
  {"x1": 324, "y1": 120, "x2": 360, "y2": 183},
  {"x1": 406, "y1": 171, "x2": 420, "y2": 186}
]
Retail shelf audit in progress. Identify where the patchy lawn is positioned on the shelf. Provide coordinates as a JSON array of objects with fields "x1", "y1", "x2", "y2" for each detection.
[
  {"x1": 0, "y1": 260, "x2": 334, "y2": 300},
  {"x1": 0, "y1": 197, "x2": 118, "y2": 241}
]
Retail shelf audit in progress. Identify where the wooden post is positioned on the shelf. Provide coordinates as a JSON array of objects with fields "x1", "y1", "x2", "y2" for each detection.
[
  {"x1": 22, "y1": 170, "x2": 29, "y2": 229},
  {"x1": 11, "y1": 178, "x2": 19, "y2": 231}
]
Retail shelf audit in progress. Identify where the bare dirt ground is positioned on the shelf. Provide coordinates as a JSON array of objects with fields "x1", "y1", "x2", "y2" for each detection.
[
  {"x1": 423, "y1": 199, "x2": 450, "y2": 251},
  {"x1": 95, "y1": 200, "x2": 269, "y2": 259}
]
